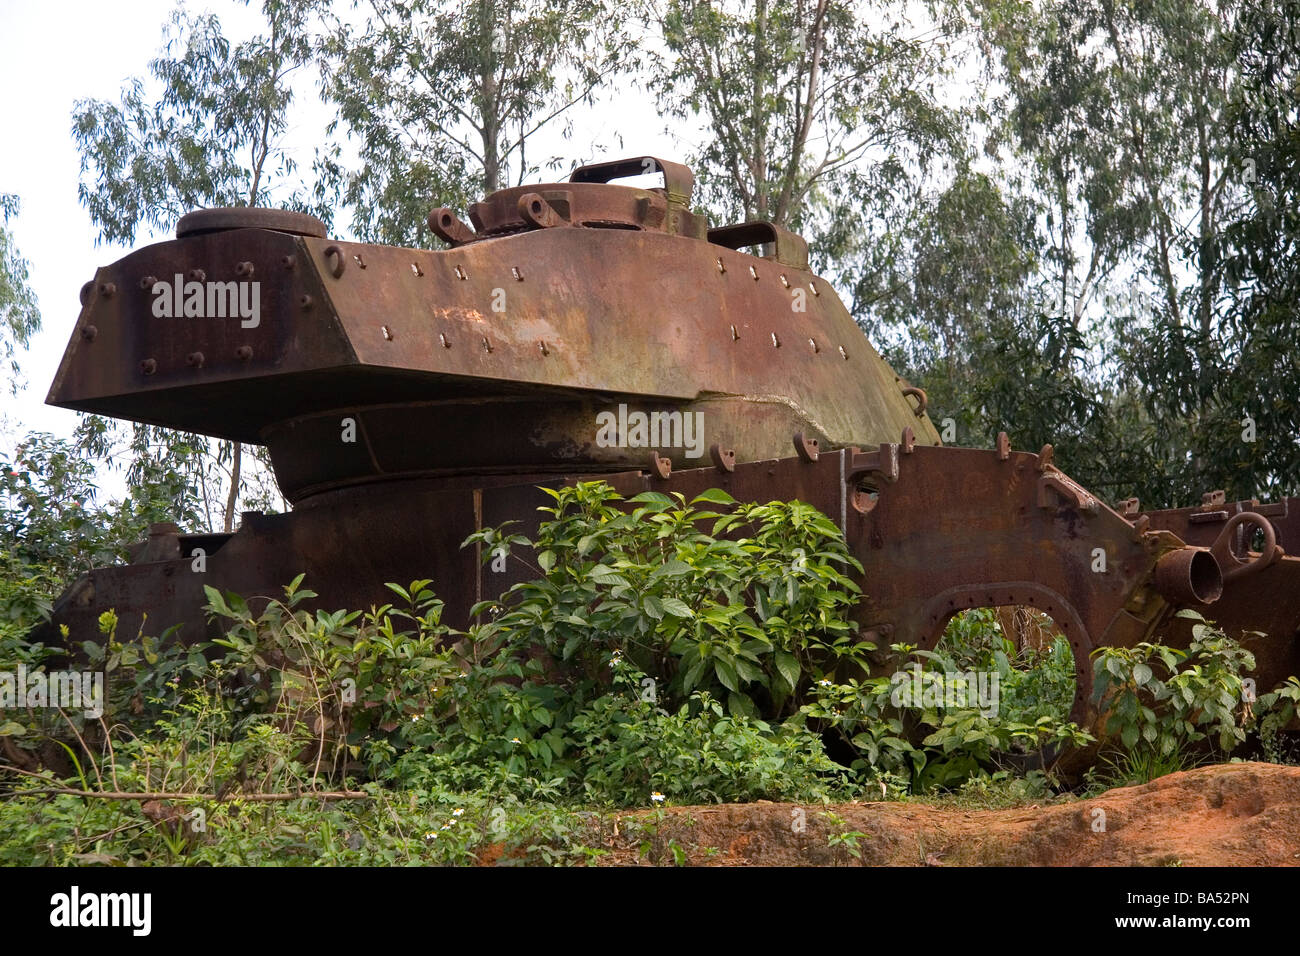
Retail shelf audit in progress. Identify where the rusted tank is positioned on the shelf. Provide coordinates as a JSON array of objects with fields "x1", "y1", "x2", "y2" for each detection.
[{"x1": 38, "y1": 156, "x2": 1300, "y2": 722}]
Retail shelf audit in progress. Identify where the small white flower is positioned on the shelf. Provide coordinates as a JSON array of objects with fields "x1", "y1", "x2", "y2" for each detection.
[
  {"x1": 411, "y1": 714, "x2": 420, "y2": 722},
  {"x1": 511, "y1": 737, "x2": 522, "y2": 744},
  {"x1": 425, "y1": 831, "x2": 438, "y2": 841},
  {"x1": 817, "y1": 679, "x2": 833, "y2": 687},
  {"x1": 452, "y1": 808, "x2": 464, "y2": 817},
  {"x1": 651, "y1": 792, "x2": 666, "y2": 803}
]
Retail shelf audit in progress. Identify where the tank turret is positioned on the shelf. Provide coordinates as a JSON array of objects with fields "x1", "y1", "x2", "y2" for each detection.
[{"x1": 50, "y1": 157, "x2": 937, "y2": 503}]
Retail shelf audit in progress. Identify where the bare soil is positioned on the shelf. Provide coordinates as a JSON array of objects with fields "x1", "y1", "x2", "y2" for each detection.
[{"x1": 557, "y1": 763, "x2": 1300, "y2": 866}]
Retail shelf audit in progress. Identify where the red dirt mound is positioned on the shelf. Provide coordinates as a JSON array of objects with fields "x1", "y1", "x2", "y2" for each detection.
[{"x1": 582, "y1": 762, "x2": 1300, "y2": 866}]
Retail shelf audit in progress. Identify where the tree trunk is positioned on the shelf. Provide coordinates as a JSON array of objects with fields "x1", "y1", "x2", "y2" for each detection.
[
  {"x1": 223, "y1": 441, "x2": 242, "y2": 533},
  {"x1": 223, "y1": 109, "x2": 271, "y2": 534},
  {"x1": 480, "y1": 0, "x2": 501, "y2": 193},
  {"x1": 752, "y1": 0, "x2": 769, "y2": 222}
]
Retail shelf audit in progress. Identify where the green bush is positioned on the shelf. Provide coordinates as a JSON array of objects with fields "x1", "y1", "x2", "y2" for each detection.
[
  {"x1": 424, "y1": 481, "x2": 868, "y2": 803},
  {"x1": 464, "y1": 481, "x2": 868, "y2": 722},
  {"x1": 800, "y1": 608, "x2": 1093, "y2": 793},
  {"x1": 800, "y1": 662, "x2": 1093, "y2": 794},
  {"x1": 935, "y1": 607, "x2": 1077, "y2": 726},
  {"x1": 1092, "y1": 612, "x2": 1253, "y2": 757},
  {"x1": 1090, "y1": 611, "x2": 1300, "y2": 782}
]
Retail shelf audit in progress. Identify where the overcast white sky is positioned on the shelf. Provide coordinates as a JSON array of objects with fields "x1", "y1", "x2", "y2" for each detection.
[
  {"x1": 0, "y1": 0, "x2": 685, "y2": 476},
  {"x1": 1, "y1": 1, "x2": 256, "y2": 447}
]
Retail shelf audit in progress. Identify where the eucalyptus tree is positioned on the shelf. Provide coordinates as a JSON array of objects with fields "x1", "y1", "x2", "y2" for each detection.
[
  {"x1": 71, "y1": 0, "x2": 328, "y2": 532},
  {"x1": 647, "y1": 0, "x2": 961, "y2": 239},
  {"x1": 0, "y1": 194, "x2": 40, "y2": 400},
  {"x1": 965, "y1": 0, "x2": 1253, "y2": 505},
  {"x1": 1196, "y1": 0, "x2": 1300, "y2": 500},
  {"x1": 320, "y1": 0, "x2": 638, "y2": 246}
]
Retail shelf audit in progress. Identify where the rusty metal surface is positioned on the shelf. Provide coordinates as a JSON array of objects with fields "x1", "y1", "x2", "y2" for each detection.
[
  {"x1": 1141, "y1": 493, "x2": 1300, "y2": 553},
  {"x1": 567, "y1": 156, "x2": 705, "y2": 239},
  {"x1": 1137, "y1": 494, "x2": 1300, "y2": 681},
  {"x1": 262, "y1": 391, "x2": 928, "y2": 503},
  {"x1": 466, "y1": 182, "x2": 671, "y2": 237},
  {"x1": 1152, "y1": 558, "x2": 1300, "y2": 689},
  {"x1": 176, "y1": 207, "x2": 327, "y2": 239},
  {"x1": 308, "y1": 223, "x2": 929, "y2": 433},
  {"x1": 47, "y1": 227, "x2": 357, "y2": 442},
  {"x1": 831, "y1": 444, "x2": 1191, "y2": 720},
  {"x1": 707, "y1": 221, "x2": 809, "y2": 269}
]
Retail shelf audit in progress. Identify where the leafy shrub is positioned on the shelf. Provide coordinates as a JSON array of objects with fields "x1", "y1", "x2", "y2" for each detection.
[
  {"x1": 1, "y1": 432, "x2": 195, "y2": 583},
  {"x1": 1091, "y1": 611, "x2": 1255, "y2": 763},
  {"x1": 801, "y1": 661, "x2": 1093, "y2": 794},
  {"x1": 801, "y1": 607, "x2": 1093, "y2": 793},
  {"x1": 936, "y1": 607, "x2": 1076, "y2": 726},
  {"x1": 1255, "y1": 676, "x2": 1300, "y2": 764},
  {"x1": 1090, "y1": 611, "x2": 1300, "y2": 781},
  {"x1": 204, "y1": 576, "x2": 459, "y2": 766},
  {"x1": 561, "y1": 661, "x2": 851, "y2": 805},
  {"x1": 465, "y1": 481, "x2": 868, "y2": 722},
  {"x1": 425, "y1": 482, "x2": 867, "y2": 803}
]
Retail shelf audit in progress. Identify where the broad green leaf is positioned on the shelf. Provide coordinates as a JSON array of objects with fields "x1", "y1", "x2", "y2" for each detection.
[
  {"x1": 774, "y1": 650, "x2": 800, "y2": 692},
  {"x1": 660, "y1": 597, "x2": 694, "y2": 618},
  {"x1": 1120, "y1": 723, "x2": 1139, "y2": 750},
  {"x1": 627, "y1": 492, "x2": 675, "y2": 508},
  {"x1": 691, "y1": 488, "x2": 736, "y2": 505},
  {"x1": 714, "y1": 658, "x2": 739, "y2": 692}
]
